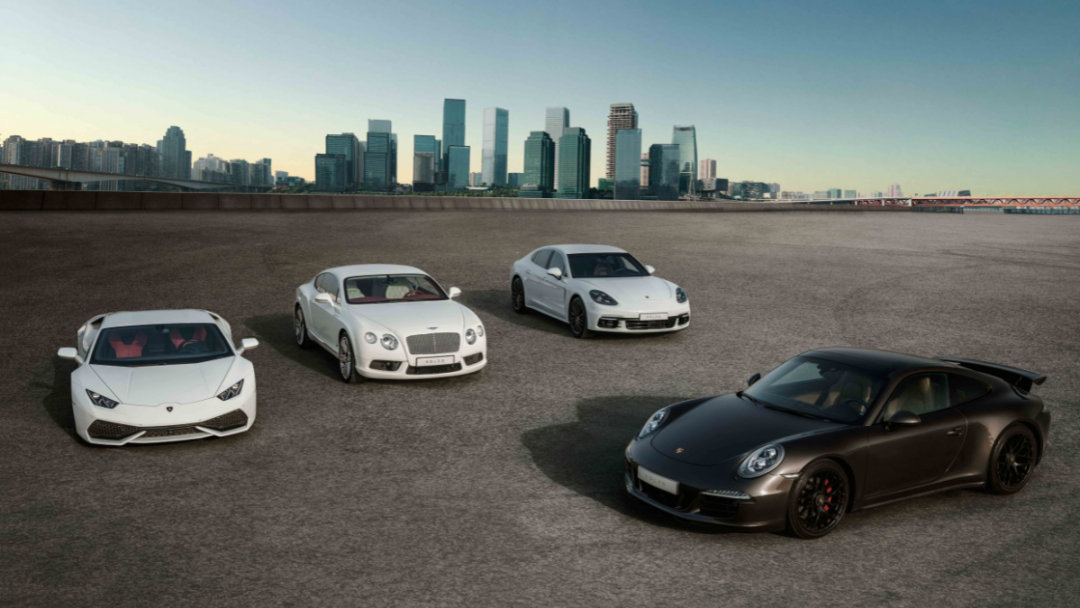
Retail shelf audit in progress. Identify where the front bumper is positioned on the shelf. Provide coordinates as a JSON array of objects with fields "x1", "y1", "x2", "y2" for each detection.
[
  {"x1": 588, "y1": 303, "x2": 691, "y2": 333},
  {"x1": 356, "y1": 343, "x2": 487, "y2": 380}
]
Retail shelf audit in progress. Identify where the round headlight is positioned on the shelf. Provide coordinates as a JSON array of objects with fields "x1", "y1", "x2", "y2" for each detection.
[
  {"x1": 380, "y1": 334, "x2": 398, "y2": 350},
  {"x1": 738, "y1": 444, "x2": 785, "y2": 478},
  {"x1": 364, "y1": 332, "x2": 377, "y2": 344},
  {"x1": 638, "y1": 407, "x2": 669, "y2": 439},
  {"x1": 465, "y1": 328, "x2": 477, "y2": 345},
  {"x1": 476, "y1": 325, "x2": 484, "y2": 338}
]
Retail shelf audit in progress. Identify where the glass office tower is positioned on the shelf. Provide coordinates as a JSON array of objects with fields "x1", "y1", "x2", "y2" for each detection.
[
  {"x1": 671, "y1": 126, "x2": 698, "y2": 195},
  {"x1": 556, "y1": 127, "x2": 590, "y2": 200},
  {"x1": 368, "y1": 120, "x2": 395, "y2": 186},
  {"x1": 315, "y1": 154, "x2": 347, "y2": 192},
  {"x1": 446, "y1": 145, "x2": 470, "y2": 192},
  {"x1": 325, "y1": 133, "x2": 361, "y2": 190},
  {"x1": 413, "y1": 135, "x2": 438, "y2": 191},
  {"x1": 614, "y1": 129, "x2": 642, "y2": 200},
  {"x1": 519, "y1": 131, "x2": 554, "y2": 198},
  {"x1": 649, "y1": 144, "x2": 680, "y2": 201},
  {"x1": 544, "y1": 107, "x2": 570, "y2": 192},
  {"x1": 482, "y1": 107, "x2": 509, "y2": 186},
  {"x1": 364, "y1": 132, "x2": 392, "y2": 191},
  {"x1": 442, "y1": 99, "x2": 466, "y2": 165}
]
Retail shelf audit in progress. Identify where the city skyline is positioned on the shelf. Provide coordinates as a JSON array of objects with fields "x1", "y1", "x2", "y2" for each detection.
[{"x1": 3, "y1": 1, "x2": 1078, "y2": 196}]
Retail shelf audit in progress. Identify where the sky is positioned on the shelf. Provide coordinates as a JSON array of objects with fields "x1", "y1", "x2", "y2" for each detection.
[{"x1": 2, "y1": 0, "x2": 1078, "y2": 196}]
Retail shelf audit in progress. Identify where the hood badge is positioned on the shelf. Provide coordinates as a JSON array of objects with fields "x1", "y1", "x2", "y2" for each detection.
[
  {"x1": 166, "y1": 406, "x2": 173, "y2": 412},
  {"x1": 676, "y1": 447, "x2": 684, "y2": 453}
]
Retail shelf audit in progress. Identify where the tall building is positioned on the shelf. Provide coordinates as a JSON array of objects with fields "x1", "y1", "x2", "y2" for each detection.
[
  {"x1": 481, "y1": 107, "x2": 509, "y2": 186},
  {"x1": 364, "y1": 132, "x2": 393, "y2": 191},
  {"x1": 160, "y1": 126, "x2": 189, "y2": 179},
  {"x1": 315, "y1": 154, "x2": 347, "y2": 192},
  {"x1": 699, "y1": 159, "x2": 717, "y2": 179},
  {"x1": 413, "y1": 135, "x2": 438, "y2": 191},
  {"x1": 649, "y1": 144, "x2": 680, "y2": 201},
  {"x1": 640, "y1": 153, "x2": 650, "y2": 188},
  {"x1": 368, "y1": 120, "x2": 395, "y2": 185},
  {"x1": 544, "y1": 107, "x2": 570, "y2": 191},
  {"x1": 556, "y1": 127, "x2": 590, "y2": 200},
  {"x1": 442, "y1": 99, "x2": 466, "y2": 166},
  {"x1": 843, "y1": 189, "x2": 857, "y2": 198},
  {"x1": 519, "y1": 131, "x2": 555, "y2": 198},
  {"x1": 887, "y1": 184, "x2": 903, "y2": 197},
  {"x1": 606, "y1": 103, "x2": 638, "y2": 181},
  {"x1": 827, "y1": 188, "x2": 842, "y2": 198},
  {"x1": 326, "y1": 133, "x2": 362, "y2": 190},
  {"x1": 469, "y1": 172, "x2": 484, "y2": 187},
  {"x1": 614, "y1": 129, "x2": 642, "y2": 200},
  {"x1": 507, "y1": 173, "x2": 524, "y2": 188},
  {"x1": 446, "y1": 145, "x2": 470, "y2": 192},
  {"x1": 671, "y1": 126, "x2": 698, "y2": 195},
  {"x1": 230, "y1": 159, "x2": 251, "y2": 186}
]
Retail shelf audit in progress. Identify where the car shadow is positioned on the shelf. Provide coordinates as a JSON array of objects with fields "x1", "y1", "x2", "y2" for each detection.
[
  {"x1": 244, "y1": 313, "x2": 339, "y2": 381},
  {"x1": 33, "y1": 355, "x2": 78, "y2": 438},
  {"x1": 521, "y1": 394, "x2": 734, "y2": 534}
]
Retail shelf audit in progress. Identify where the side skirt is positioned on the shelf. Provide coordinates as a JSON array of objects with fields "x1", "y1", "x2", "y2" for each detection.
[{"x1": 856, "y1": 480, "x2": 986, "y2": 511}]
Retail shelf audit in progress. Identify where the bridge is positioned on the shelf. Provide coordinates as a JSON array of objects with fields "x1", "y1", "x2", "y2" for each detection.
[
  {"x1": 767, "y1": 196, "x2": 1080, "y2": 208},
  {"x1": 0, "y1": 164, "x2": 234, "y2": 191}
]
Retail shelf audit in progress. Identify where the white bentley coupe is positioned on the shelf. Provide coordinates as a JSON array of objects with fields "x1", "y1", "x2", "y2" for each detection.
[
  {"x1": 509, "y1": 245, "x2": 690, "y2": 338},
  {"x1": 57, "y1": 309, "x2": 259, "y2": 446},
  {"x1": 294, "y1": 264, "x2": 487, "y2": 382}
]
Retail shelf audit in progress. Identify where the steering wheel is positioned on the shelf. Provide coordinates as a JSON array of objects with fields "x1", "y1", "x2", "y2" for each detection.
[
  {"x1": 176, "y1": 340, "x2": 207, "y2": 353},
  {"x1": 404, "y1": 289, "x2": 426, "y2": 298}
]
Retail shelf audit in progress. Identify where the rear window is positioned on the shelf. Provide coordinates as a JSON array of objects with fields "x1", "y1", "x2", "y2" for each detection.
[
  {"x1": 91, "y1": 323, "x2": 232, "y2": 366},
  {"x1": 949, "y1": 374, "x2": 991, "y2": 406}
]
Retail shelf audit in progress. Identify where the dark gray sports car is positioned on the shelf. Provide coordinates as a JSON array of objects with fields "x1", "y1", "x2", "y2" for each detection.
[{"x1": 625, "y1": 348, "x2": 1051, "y2": 538}]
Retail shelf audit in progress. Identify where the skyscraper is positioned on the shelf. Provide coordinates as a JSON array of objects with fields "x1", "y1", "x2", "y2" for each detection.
[
  {"x1": 887, "y1": 184, "x2": 903, "y2": 197},
  {"x1": 413, "y1": 135, "x2": 438, "y2": 191},
  {"x1": 649, "y1": 144, "x2": 680, "y2": 201},
  {"x1": 614, "y1": 129, "x2": 642, "y2": 200},
  {"x1": 442, "y1": 99, "x2": 466, "y2": 166},
  {"x1": 507, "y1": 173, "x2": 524, "y2": 188},
  {"x1": 606, "y1": 103, "x2": 638, "y2": 181},
  {"x1": 368, "y1": 120, "x2": 395, "y2": 185},
  {"x1": 482, "y1": 107, "x2": 509, "y2": 186},
  {"x1": 671, "y1": 126, "x2": 698, "y2": 195},
  {"x1": 326, "y1": 133, "x2": 361, "y2": 190},
  {"x1": 556, "y1": 127, "x2": 590, "y2": 200},
  {"x1": 544, "y1": 107, "x2": 570, "y2": 191},
  {"x1": 699, "y1": 159, "x2": 716, "y2": 180},
  {"x1": 641, "y1": 153, "x2": 650, "y2": 188},
  {"x1": 519, "y1": 131, "x2": 555, "y2": 198},
  {"x1": 160, "y1": 126, "x2": 189, "y2": 180},
  {"x1": 364, "y1": 132, "x2": 393, "y2": 191},
  {"x1": 446, "y1": 145, "x2": 470, "y2": 191},
  {"x1": 315, "y1": 154, "x2": 347, "y2": 192}
]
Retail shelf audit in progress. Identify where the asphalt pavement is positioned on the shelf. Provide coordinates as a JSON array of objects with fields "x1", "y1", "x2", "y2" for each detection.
[{"x1": 1, "y1": 210, "x2": 1078, "y2": 607}]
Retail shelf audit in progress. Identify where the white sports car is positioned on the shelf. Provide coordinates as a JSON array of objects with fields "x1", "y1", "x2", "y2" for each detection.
[
  {"x1": 509, "y1": 244, "x2": 690, "y2": 338},
  {"x1": 57, "y1": 309, "x2": 259, "y2": 446},
  {"x1": 294, "y1": 264, "x2": 487, "y2": 382}
]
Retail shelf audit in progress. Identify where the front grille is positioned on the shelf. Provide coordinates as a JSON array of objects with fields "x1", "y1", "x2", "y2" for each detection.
[
  {"x1": 640, "y1": 482, "x2": 684, "y2": 509},
  {"x1": 406, "y1": 363, "x2": 463, "y2": 375},
  {"x1": 143, "y1": 426, "x2": 200, "y2": 438},
  {"x1": 698, "y1": 495, "x2": 741, "y2": 520},
  {"x1": 406, "y1": 332, "x2": 461, "y2": 355},
  {"x1": 625, "y1": 317, "x2": 679, "y2": 330},
  {"x1": 463, "y1": 352, "x2": 484, "y2": 366},
  {"x1": 200, "y1": 409, "x2": 249, "y2": 431},
  {"x1": 87, "y1": 409, "x2": 248, "y2": 440},
  {"x1": 87, "y1": 420, "x2": 140, "y2": 440}
]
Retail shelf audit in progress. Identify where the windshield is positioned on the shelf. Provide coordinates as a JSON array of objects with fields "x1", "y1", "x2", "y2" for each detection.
[
  {"x1": 567, "y1": 253, "x2": 648, "y2": 278},
  {"x1": 744, "y1": 356, "x2": 886, "y2": 424},
  {"x1": 344, "y1": 274, "x2": 447, "y2": 304},
  {"x1": 90, "y1": 323, "x2": 232, "y2": 367}
]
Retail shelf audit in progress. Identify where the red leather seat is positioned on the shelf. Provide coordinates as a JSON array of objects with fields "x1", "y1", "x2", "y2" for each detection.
[
  {"x1": 169, "y1": 326, "x2": 207, "y2": 350},
  {"x1": 109, "y1": 330, "x2": 147, "y2": 359}
]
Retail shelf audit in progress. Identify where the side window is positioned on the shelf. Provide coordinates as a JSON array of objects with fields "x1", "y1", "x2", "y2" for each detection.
[
  {"x1": 324, "y1": 274, "x2": 340, "y2": 299},
  {"x1": 949, "y1": 374, "x2": 991, "y2": 406},
  {"x1": 548, "y1": 251, "x2": 567, "y2": 274},
  {"x1": 533, "y1": 249, "x2": 552, "y2": 269},
  {"x1": 315, "y1": 273, "x2": 328, "y2": 293},
  {"x1": 880, "y1": 373, "x2": 949, "y2": 422}
]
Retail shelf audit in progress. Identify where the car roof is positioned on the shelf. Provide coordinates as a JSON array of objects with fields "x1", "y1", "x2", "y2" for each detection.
[
  {"x1": 546, "y1": 244, "x2": 628, "y2": 255},
  {"x1": 805, "y1": 347, "x2": 949, "y2": 375},
  {"x1": 324, "y1": 264, "x2": 427, "y2": 278},
  {"x1": 100, "y1": 309, "x2": 218, "y2": 328}
]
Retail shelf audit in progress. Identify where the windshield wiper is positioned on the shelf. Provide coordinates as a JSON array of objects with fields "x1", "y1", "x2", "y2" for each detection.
[
  {"x1": 761, "y1": 404, "x2": 834, "y2": 423},
  {"x1": 738, "y1": 391, "x2": 769, "y2": 408}
]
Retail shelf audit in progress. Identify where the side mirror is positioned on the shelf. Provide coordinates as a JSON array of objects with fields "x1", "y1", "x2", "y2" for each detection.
[
  {"x1": 886, "y1": 410, "x2": 922, "y2": 427},
  {"x1": 448, "y1": 287, "x2": 461, "y2": 299},
  {"x1": 314, "y1": 292, "x2": 333, "y2": 304},
  {"x1": 747, "y1": 372, "x2": 761, "y2": 386},
  {"x1": 546, "y1": 267, "x2": 563, "y2": 280},
  {"x1": 237, "y1": 338, "x2": 259, "y2": 355},
  {"x1": 58, "y1": 347, "x2": 83, "y2": 365},
  {"x1": 645, "y1": 265, "x2": 656, "y2": 275}
]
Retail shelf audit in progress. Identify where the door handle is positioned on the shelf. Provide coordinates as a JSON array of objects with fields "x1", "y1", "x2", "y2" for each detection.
[{"x1": 946, "y1": 426, "x2": 964, "y2": 436}]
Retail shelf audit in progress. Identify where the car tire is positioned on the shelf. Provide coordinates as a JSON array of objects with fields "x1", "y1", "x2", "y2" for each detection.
[
  {"x1": 988, "y1": 425, "x2": 1037, "y2": 495},
  {"x1": 568, "y1": 297, "x2": 591, "y2": 339},
  {"x1": 511, "y1": 277, "x2": 529, "y2": 315},
  {"x1": 337, "y1": 333, "x2": 365, "y2": 384},
  {"x1": 295, "y1": 305, "x2": 313, "y2": 349},
  {"x1": 785, "y1": 459, "x2": 850, "y2": 539}
]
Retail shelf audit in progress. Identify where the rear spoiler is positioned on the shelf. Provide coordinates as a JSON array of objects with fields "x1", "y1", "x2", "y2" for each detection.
[{"x1": 936, "y1": 357, "x2": 1047, "y2": 393}]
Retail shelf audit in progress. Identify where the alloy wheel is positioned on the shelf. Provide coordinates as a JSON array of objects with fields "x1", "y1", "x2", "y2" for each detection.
[
  {"x1": 795, "y1": 468, "x2": 847, "y2": 536},
  {"x1": 295, "y1": 309, "x2": 306, "y2": 344},
  {"x1": 512, "y1": 279, "x2": 525, "y2": 312},
  {"x1": 339, "y1": 336, "x2": 352, "y2": 380},
  {"x1": 996, "y1": 433, "x2": 1035, "y2": 490},
  {"x1": 570, "y1": 299, "x2": 586, "y2": 336}
]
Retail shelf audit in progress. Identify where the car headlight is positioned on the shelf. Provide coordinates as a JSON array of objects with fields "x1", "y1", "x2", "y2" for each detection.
[
  {"x1": 381, "y1": 334, "x2": 398, "y2": 350},
  {"x1": 638, "y1": 407, "x2": 669, "y2": 438},
  {"x1": 217, "y1": 379, "x2": 244, "y2": 401},
  {"x1": 86, "y1": 389, "x2": 118, "y2": 409},
  {"x1": 364, "y1": 332, "x2": 377, "y2": 344},
  {"x1": 589, "y1": 290, "x2": 618, "y2": 306},
  {"x1": 476, "y1": 325, "x2": 484, "y2": 338},
  {"x1": 738, "y1": 444, "x2": 785, "y2": 478},
  {"x1": 465, "y1": 328, "x2": 477, "y2": 345},
  {"x1": 676, "y1": 287, "x2": 687, "y2": 304}
]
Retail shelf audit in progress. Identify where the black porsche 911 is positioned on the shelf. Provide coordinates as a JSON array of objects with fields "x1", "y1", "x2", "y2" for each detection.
[{"x1": 625, "y1": 348, "x2": 1051, "y2": 539}]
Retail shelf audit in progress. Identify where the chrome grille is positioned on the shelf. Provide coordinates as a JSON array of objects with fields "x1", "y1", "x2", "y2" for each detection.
[{"x1": 406, "y1": 332, "x2": 460, "y2": 355}]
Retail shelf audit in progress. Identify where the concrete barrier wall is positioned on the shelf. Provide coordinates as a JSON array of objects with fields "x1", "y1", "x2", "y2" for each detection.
[{"x1": 0, "y1": 190, "x2": 913, "y2": 212}]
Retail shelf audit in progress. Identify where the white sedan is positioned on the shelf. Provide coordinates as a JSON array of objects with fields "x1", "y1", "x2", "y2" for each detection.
[
  {"x1": 509, "y1": 244, "x2": 690, "y2": 338},
  {"x1": 57, "y1": 309, "x2": 259, "y2": 446},
  {"x1": 294, "y1": 264, "x2": 487, "y2": 382}
]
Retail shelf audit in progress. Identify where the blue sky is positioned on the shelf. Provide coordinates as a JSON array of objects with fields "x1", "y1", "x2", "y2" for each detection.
[{"x1": 2, "y1": 0, "x2": 1078, "y2": 194}]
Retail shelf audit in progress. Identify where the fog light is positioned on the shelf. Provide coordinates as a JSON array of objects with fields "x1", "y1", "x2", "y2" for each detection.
[{"x1": 701, "y1": 489, "x2": 752, "y2": 500}]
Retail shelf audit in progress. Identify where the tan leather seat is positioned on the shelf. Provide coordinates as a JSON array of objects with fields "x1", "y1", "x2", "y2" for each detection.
[{"x1": 883, "y1": 377, "x2": 936, "y2": 420}]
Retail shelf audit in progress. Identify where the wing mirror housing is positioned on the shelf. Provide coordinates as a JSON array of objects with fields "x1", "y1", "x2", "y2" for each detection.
[
  {"x1": 645, "y1": 265, "x2": 656, "y2": 275},
  {"x1": 747, "y1": 372, "x2": 761, "y2": 386},
  {"x1": 57, "y1": 347, "x2": 83, "y2": 365},
  {"x1": 546, "y1": 267, "x2": 563, "y2": 280},
  {"x1": 886, "y1": 410, "x2": 922, "y2": 427},
  {"x1": 313, "y1": 292, "x2": 333, "y2": 304},
  {"x1": 237, "y1": 338, "x2": 259, "y2": 355},
  {"x1": 448, "y1": 287, "x2": 461, "y2": 299}
]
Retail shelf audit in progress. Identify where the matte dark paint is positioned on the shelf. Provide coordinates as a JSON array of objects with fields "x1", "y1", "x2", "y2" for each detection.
[{"x1": 625, "y1": 348, "x2": 1051, "y2": 532}]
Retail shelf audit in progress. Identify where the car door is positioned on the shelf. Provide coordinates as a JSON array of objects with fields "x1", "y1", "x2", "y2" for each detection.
[
  {"x1": 524, "y1": 249, "x2": 553, "y2": 312},
  {"x1": 309, "y1": 273, "x2": 342, "y2": 347},
  {"x1": 535, "y1": 250, "x2": 570, "y2": 317},
  {"x1": 863, "y1": 373, "x2": 968, "y2": 499}
]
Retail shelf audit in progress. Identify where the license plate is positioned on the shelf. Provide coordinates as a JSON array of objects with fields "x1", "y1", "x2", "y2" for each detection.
[
  {"x1": 639, "y1": 313, "x2": 669, "y2": 321},
  {"x1": 637, "y1": 466, "x2": 679, "y2": 495},
  {"x1": 416, "y1": 356, "x2": 454, "y2": 367}
]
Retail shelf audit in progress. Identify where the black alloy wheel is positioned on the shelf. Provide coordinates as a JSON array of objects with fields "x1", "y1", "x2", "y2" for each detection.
[
  {"x1": 511, "y1": 278, "x2": 528, "y2": 314},
  {"x1": 989, "y1": 425, "x2": 1037, "y2": 494},
  {"x1": 787, "y1": 460, "x2": 849, "y2": 539},
  {"x1": 295, "y1": 306, "x2": 312, "y2": 349},
  {"x1": 568, "y1": 297, "x2": 591, "y2": 339}
]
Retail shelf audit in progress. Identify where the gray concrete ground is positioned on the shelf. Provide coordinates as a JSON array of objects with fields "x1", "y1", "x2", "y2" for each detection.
[{"x1": 1, "y1": 211, "x2": 1077, "y2": 608}]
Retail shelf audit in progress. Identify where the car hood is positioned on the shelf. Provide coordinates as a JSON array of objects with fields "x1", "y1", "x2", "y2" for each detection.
[
  {"x1": 347, "y1": 299, "x2": 465, "y2": 336},
  {"x1": 90, "y1": 357, "x2": 235, "y2": 406},
  {"x1": 577, "y1": 276, "x2": 673, "y2": 304},
  {"x1": 650, "y1": 393, "x2": 839, "y2": 466}
]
